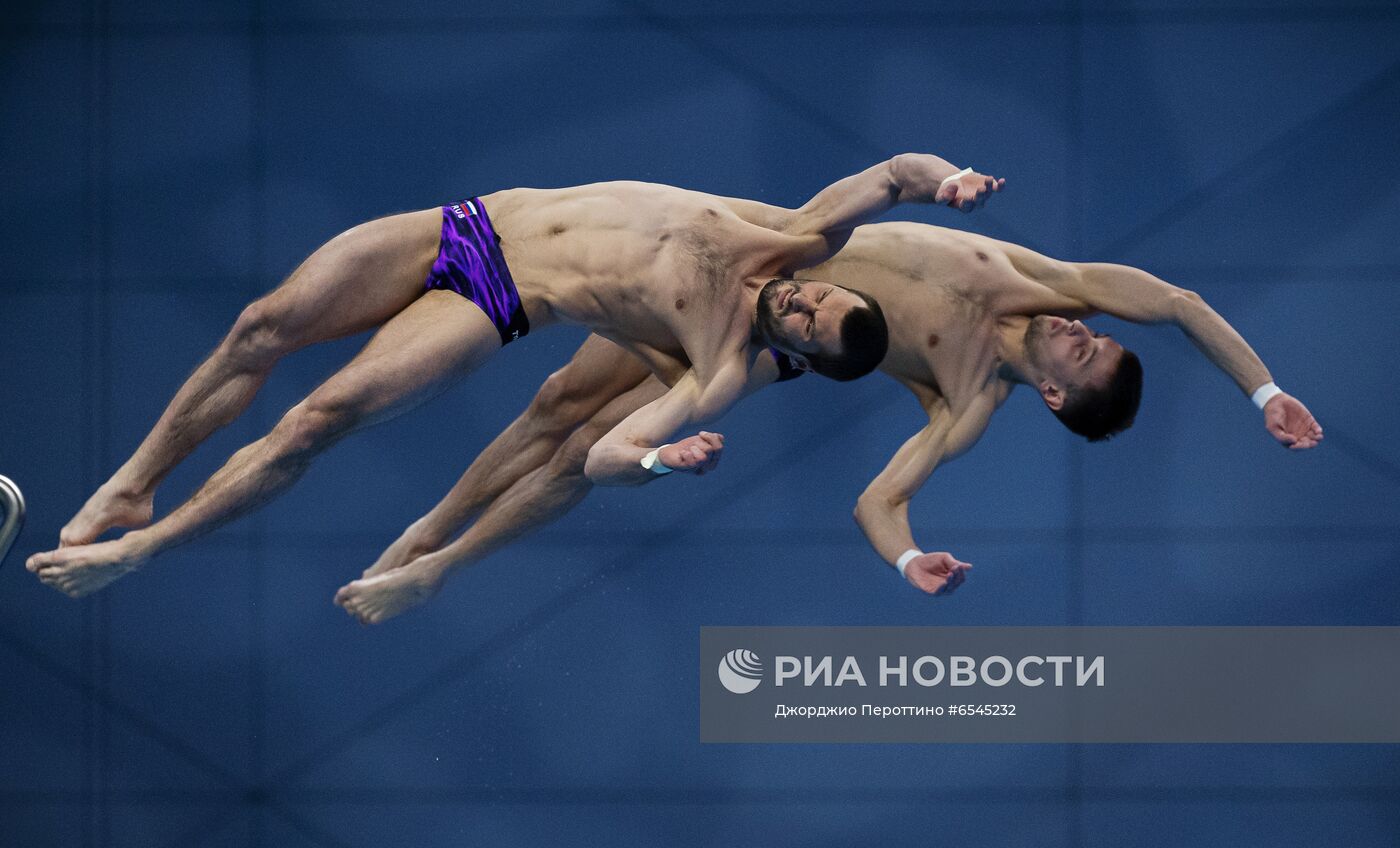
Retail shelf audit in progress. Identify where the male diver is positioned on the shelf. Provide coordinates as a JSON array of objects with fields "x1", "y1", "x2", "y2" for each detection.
[
  {"x1": 29, "y1": 154, "x2": 1004, "y2": 597},
  {"x1": 329, "y1": 205, "x2": 1320, "y2": 624}
]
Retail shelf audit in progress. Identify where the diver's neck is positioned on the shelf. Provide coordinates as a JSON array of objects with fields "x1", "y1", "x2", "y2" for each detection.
[{"x1": 995, "y1": 315, "x2": 1037, "y2": 386}]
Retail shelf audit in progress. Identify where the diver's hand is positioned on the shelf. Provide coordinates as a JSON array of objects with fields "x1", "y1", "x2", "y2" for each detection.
[
  {"x1": 904, "y1": 551, "x2": 973, "y2": 596},
  {"x1": 659, "y1": 432, "x2": 725, "y2": 474},
  {"x1": 935, "y1": 171, "x2": 1005, "y2": 213},
  {"x1": 1263, "y1": 393, "x2": 1322, "y2": 450}
]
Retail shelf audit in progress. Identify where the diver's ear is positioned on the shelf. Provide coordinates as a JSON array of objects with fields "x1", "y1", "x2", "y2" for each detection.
[
  {"x1": 1039, "y1": 380, "x2": 1065, "y2": 411},
  {"x1": 792, "y1": 355, "x2": 812, "y2": 372}
]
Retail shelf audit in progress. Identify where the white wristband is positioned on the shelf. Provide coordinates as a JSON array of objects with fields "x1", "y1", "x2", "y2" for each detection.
[
  {"x1": 641, "y1": 446, "x2": 673, "y2": 475},
  {"x1": 939, "y1": 166, "x2": 973, "y2": 195},
  {"x1": 895, "y1": 549, "x2": 922, "y2": 577},
  {"x1": 1251, "y1": 382, "x2": 1283, "y2": 410}
]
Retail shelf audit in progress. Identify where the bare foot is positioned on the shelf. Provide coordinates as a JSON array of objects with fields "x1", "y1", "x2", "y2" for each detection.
[
  {"x1": 27, "y1": 536, "x2": 151, "y2": 598},
  {"x1": 359, "y1": 529, "x2": 439, "y2": 579},
  {"x1": 60, "y1": 482, "x2": 154, "y2": 548},
  {"x1": 335, "y1": 562, "x2": 445, "y2": 625}
]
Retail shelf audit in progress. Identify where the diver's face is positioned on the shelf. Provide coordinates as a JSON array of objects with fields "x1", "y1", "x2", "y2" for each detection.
[
  {"x1": 756, "y1": 279, "x2": 863, "y2": 363},
  {"x1": 1025, "y1": 315, "x2": 1124, "y2": 393}
]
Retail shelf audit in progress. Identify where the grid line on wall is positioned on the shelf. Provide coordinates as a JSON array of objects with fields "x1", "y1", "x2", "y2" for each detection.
[{"x1": 6, "y1": 5, "x2": 1400, "y2": 39}]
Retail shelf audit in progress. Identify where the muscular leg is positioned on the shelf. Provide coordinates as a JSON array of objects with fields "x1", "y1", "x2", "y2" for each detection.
[
  {"x1": 336, "y1": 371, "x2": 665, "y2": 624},
  {"x1": 360, "y1": 334, "x2": 653, "y2": 578},
  {"x1": 29, "y1": 290, "x2": 500, "y2": 597},
  {"x1": 60, "y1": 209, "x2": 442, "y2": 547}
]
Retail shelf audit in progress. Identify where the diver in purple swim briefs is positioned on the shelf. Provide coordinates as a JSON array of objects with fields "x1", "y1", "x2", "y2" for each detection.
[{"x1": 30, "y1": 154, "x2": 1005, "y2": 606}]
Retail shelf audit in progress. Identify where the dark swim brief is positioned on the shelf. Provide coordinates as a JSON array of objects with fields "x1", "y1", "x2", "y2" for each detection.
[
  {"x1": 424, "y1": 198, "x2": 530, "y2": 346},
  {"x1": 771, "y1": 348, "x2": 806, "y2": 382}
]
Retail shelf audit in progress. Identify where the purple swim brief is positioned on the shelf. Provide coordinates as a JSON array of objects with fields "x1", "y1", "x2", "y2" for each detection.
[{"x1": 424, "y1": 198, "x2": 529, "y2": 345}]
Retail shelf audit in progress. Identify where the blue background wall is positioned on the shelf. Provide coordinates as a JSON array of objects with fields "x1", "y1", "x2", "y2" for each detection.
[{"x1": 3, "y1": 1, "x2": 1399, "y2": 845}]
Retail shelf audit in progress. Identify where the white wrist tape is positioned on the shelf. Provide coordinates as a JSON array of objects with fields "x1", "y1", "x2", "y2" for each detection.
[
  {"x1": 1251, "y1": 382, "x2": 1283, "y2": 410},
  {"x1": 641, "y1": 446, "x2": 673, "y2": 475},
  {"x1": 939, "y1": 166, "x2": 973, "y2": 195},
  {"x1": 895, "y1": 549, "x2": 922, "y2": 577}
]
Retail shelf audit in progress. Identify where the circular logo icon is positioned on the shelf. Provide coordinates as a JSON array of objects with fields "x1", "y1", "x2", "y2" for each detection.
[{"x1": 717, "y1": 649, "x2": 763, "y2": 694}]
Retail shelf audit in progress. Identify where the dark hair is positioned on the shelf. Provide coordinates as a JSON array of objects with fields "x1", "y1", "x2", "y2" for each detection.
[
  {"x1": 804, "y1": 289, "x2": 889, "y2": 382},
  {"x1": 1052, "y1": 349, "x2": 1143, "y2": 441}
]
